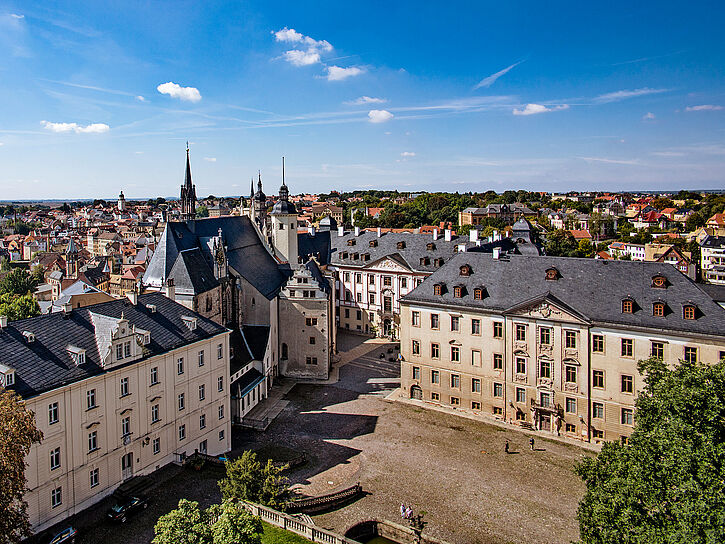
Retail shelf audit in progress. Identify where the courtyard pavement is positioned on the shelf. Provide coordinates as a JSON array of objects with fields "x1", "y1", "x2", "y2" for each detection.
[{"x1": 37, "y1": 333, "x2": 589, "y2": 544}]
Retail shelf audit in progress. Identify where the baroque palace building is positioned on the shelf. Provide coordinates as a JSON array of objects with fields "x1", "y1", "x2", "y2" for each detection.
[
  {"x1": 399, "y1": 252, "x2": 725, "y2": 444},
  {"x1": 0, "y1": 293, "x2": 231, "y2": 533}
]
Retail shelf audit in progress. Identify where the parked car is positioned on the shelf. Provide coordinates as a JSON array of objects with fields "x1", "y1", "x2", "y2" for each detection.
[
  {"x1": 106, "y1": 496, "x2": 149, "y2": 523},
  {"x1": 49, "y1": 527, "x2": 77, "y2": 544}
]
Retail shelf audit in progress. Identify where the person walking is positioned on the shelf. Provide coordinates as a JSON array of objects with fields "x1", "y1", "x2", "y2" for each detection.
[
  {"x1": 529, "y1": 437, "x2": 535, "y2": 451},
  {"x1": 504, "y1": 439, "x2": 510, "y2": 454}
]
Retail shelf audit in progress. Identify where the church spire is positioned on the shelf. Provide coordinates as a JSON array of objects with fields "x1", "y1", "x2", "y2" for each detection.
[
  {"x1": 179, "y1": 143, "x2": 197, "y2": 222},
  {"x1": 184, "y1": 142, "x2": 193, "y2": 189}
]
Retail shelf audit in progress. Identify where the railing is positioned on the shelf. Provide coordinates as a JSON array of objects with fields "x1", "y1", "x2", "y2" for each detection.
[
  {"x1": 287, "y1": 483, "x2": 364, "y2": 514},
  {"x1": 238, "y1": 501, "x2": 359, "y2": 544}
]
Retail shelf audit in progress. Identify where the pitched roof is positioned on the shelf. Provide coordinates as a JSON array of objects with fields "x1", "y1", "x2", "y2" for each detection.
[
  {"x1": 402, "y1": 253, "x2": 725, "y2": 338},
  {"x1": 167, "y1": 248, "x2": 219, "y2": 294},
  {"x1": 298, "y1": 230, "x2": 331, "y2": 265},
  {"x1": 1, "y1": 293, "x2": 227, "y2": 398}
]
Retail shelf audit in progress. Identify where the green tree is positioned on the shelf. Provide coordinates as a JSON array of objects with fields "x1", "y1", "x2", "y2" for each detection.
[
  {"x1": 0, "y1": 293, "x2": 41, "y2": 322},
  {"x1": 153, "y1": 499, "x2": 213, "y2": 544},
  {"x1": 544, "y1": 229, "x2": 578, "y2": 257},
  {"x1": 576, "y1": 239, "x2": 594, "y2": 258},
  {"x1": 575, "y1": 356, "x2": 725, "y2": 544},
  {"x1": 0, "y1": 389, "x2": 43, "y2": 544},
  {"x1": 196, "y1": 206, "x2": 209, "y2": 218},
  {"x1": 219, "y1": 451, "x2": 288, "y2": 509},
  {"x1": 208, "y1": 502, "x2": 263, "y2": 544},
  {"x1": 0, "y1": 268, "x2": 41, "y2": 296}
]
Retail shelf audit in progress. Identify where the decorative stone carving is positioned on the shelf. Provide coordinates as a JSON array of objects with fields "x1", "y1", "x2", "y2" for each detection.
[
  {"x1": 537, "y1": 377, "x2": 553, "y2": 388},
  {"x1": 564, "y1": 382, "x2": 578, "y2": 393},
  {"x1": 514, "y1": 341, "x2": 528, "y2": 352},
  {"x1": 564, "y1": 348, "x2": 579, "y2": 360},
  {"x1": 514, "y1": 373, "x2": 527, "y2": 384},
  {"x1": 371, "y1": 259, "x2": 410, "y2": 273},
  {"x1": 526, "y1": 302, "x2": 563, "y2": 320},
  {"x1": 538, "y1": 344, "x2": 553, "y2": 356}
]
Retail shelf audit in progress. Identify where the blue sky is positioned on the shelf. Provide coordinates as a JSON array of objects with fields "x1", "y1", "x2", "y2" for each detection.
[{"x1": 1, "y1": 1, "x2": 724, "y2": 199}]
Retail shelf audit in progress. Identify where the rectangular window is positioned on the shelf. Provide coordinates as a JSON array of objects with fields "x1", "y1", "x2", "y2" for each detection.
[
  {"x1": 450, "y1": 316, "x2": 460, "y2": 332},
  {"x1": 49, "y1": 402, "x2": 59, "y2": 425},
  {"x1": 540, "y1": 391, "x2": 551, "y2": 408},
  {"x1": 472, "y1": 378, "x2": 481, "y2": 393},
  {"x1": 90, "y1": 468, "x2": 99, "y2": 488},
  {"x1": 539, "y1": 360, "x2": 551, "y2": 379},
  {"x1": 621, "y1": 408, "x2": 634, "y2": 426},
  {"x1": 651, "y1": 341, "x2": 664, "y2": 359},
  {"x1": 430, "y1": 314, "x2": 439, "y2": 329},
  {"x1": 685, "y1": 346, "x2": 698, "y2": 364},
  {"x1": 515, "y1": 324, "x2": 527, "y2": 342},
  {"x1": 431, "y1": 343, "x2": 440, "y2": 359},
  {"x1": 593, "y1": 370, "x2": 605, "y2": 389},
  {"x1": 88, "y1": 431, "x2": 98, "y2": 452},
  {"x1": 121, "y1": 416, "x2": 130, "y2": 437},
  {"x1": 198, "y1": 350, "x2": 205, "y2": 367},
  {"x1": 431, "y1": 370, "x2": 440, "y2": 384},
  {"x1": 116, "y1": 343, "x2": 123, "y2": 360},
  {"x1": 471, "y1": 401, "x2": 481, "y2": 410},
  {"x1": 516, "y1": 387, "x2": 526, "y2": 404},
  {"x1": 51, "y1": 487, "x2": 62, "y2": 508},
  {"x1": 150, "y1": 366, "x2": 159, "y2": 385},
  {"x1": 592, "y1": 429, "x2": 604, "y2": 439},
  {"x1": 368, "y1": 274, "x2": 375, "y2": 285},
  {"x1": 565, "y1": 423, "x2": 576, "y2": 433},
  {"x1": 621, "y1": 375, "x2": 634, "y2": 394},
  {"x1": 218, "y1": 405, "x2": 225, "y2": 420},
  {"x1": 151, "y1": 404, "x2": 159, "y2": 424},
  {"x1": 489, "y1": 353, "x2": 502, "y2": 370},
  {"x1": 86, "y1": 389, "x2": 96, "y2": 410},
  {"x1": 199, "y1": 384, "x2": 205, "y2": 401},
  {"x1": 217, "y1": 343, "x2": 223, "y2": 360},
  {"x1": 471, "y1": 349, "x2": 482, "y2": 367},
  {"x1": 450, "y1": 346, "x2": 460, "y2": 363},
  {"x1": 592, "y1": 335, "x2": 604, "y2": 353},
  {"x1": 306, "y1": 356, "x2": 318, "y2": 365},
  {"x1": 177, "y1": 357, "x2": 184, "y2": 375},
  {"x1": 383, "y1": 276, "x2": 392, "y2": 287},
  {"x1": 178, "y1": 393, "x2": 185, "y2": 411},
  {"x1": 179, "y1": 424, "x2": 186, "y2": 441},
  {"x1": 368, "y1": 293, "x2": 375, "y2": 304},
  {"x1": 539, "y1": 327, "x2": 551, "y2": 345},
  {"x1": 431, "y1": 392, "x2": 440, "y2": 401},
  {"x1": 50, "y1": 447, "x2": 61, "y2": 470},
  {"x1": 309, "y1": 336, "x2": 316, "y2": 345},
  {"x1": 493, "y1": 382, "x2": 503, "y2": 397},
  {"x1": 411, "y1": 340, "x2": 420, "y2": 355},
  {"x1": 493, "y1": 406, "x2": 503, "y2": 416},
  {"x1": 566, "y1": 397, "x2": 577, "y2": 413},
  {"x1": 516, "y1": 357, "x2": 526, "y2": 374},
  {"x1": 621, "y1": 338, "x2": 634, "y2": 357},
  {"x1": 355, "y1": 273, "x2": 362, "y2": 284},
  {"x1": 493, "y1": 322, "x2": 503, "y2": 339},
  {"x1": 153, "y1": 437, "x2": 160, "y2": 455},
  {"x1": 565, "y1": 365, "x2": 577, "y2": 383},
  {"x1": 471, "y1": 319, "x2": 481, "y2": 335},
  {"x1": 592, "y1": 402, "x2": 605, "y2": 419},
  {"x1": 450, "y1": 396, "x2": 460, "y2": 406},
  {"x1": 124, "y1": 341, "x2": 131, "y2": 358},
  {"x1": 401, "y1": 278, "x2": 407, "y2": 289},
  {"x1": 200, "y1": 414, "x2": 206, "y2": 429},
  {"x1": 218, "y1": 376, "x2": 224, "y2": 392},
  {"x1": 565, "y1": 331, "x2": 577, "y2": 349},
  {"x1": 219, "y1": 430, "x2": 225, "y2": 441},
  {"x1": 412, "y1": 366, "x2": 420, "y2": 380},
  {"x1": 451, "y1": 374, "x2": 460, "y2": 388},
  {"x1": 412, "y1": 311, "x2": 420, "y2": 327},
  {"x1": 120, "y1": 377, "x2": 129, "y2": 397}
]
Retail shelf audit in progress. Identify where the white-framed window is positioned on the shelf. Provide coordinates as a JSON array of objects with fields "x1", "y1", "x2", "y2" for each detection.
[
  {"x1": 217, "y1": 376, "x2": 224, "y2": 392},
  {"x1": 200, "y1": 414, "x2": 206, "y2": 429},
  {"x1": 121, "y1": 416, "x2": 130, "y2": 437},
  {"x1": 120, "y1": 377, "x2": 129, "y2": 397},
  {"x1": 116, "y1": 343, "x2": 123, "y2": 360},
  {"x1": 86, "y1": 389, "x2": 96, "y2": 410},
  {"x1": 198, "y1": 350, "x2": 205, "y2": 367},
  {"x1": 218, "y1": 404, "x2": 225, "y2": 420},
  {"x1": 178, "y1": 393, "x2": 185, "y2": 411},
  {"x1": 124, "y1": 341, "x2": 131, "y2": 358},
  {"x1": 219, "y1": 430, "x2": 225, "y2": 441},
  {"x1": 51, "y1": 487, "x2": 62, "y2": 508},
  {"x1": 199, "y1": 384, "x2": 206, "y2": 401},
  {"x1": 90, "y1": 468, "x2": 99, "y2": 488},
  {"x1": 48, "y1": 402, "x2": 59, "y2": 425},
  {"x1": 88, "y1": 431, "x2": 98, "y2": 452},
  {"x1": 153, "y1": 437, "x2": 160, "y2": 454},
  {"x1": 50, "y1": 447, "x2": 61, "y2": 470},
  {"x1": 177, "y1": 357, "x2": 184, "y2": 375},
  {"x1": 178, "y1": 424, "x2": 186, "y2": 441},
  {"x1": 150, "y1": 366, "x2": 159, "y2": 385},
  {"x1": 151, "y1": 404, "x2": 160, "y2": 423},
  {"x1": 217, "y1": 343, "x2": 223, "y2": 360}
]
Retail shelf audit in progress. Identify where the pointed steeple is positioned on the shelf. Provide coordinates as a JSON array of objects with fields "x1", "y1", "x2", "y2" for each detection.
[
  {"x1": 184, "y1": 142, "x2": 193, "y2": 189},
  {"x1": 250, "y1": 178, "x2": 255, "y2": 199},
  {"x1": 179, "y1": 143, "x2": 197, "y2": 222}
]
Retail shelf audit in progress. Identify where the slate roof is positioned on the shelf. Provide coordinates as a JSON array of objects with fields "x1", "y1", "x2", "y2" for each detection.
[
  {"x1": 231, "y1": 368, "x2": 264, "y2": 397},
  {"x1": 232, "y1": 325, "x2": 270, "y2": 374},
  {"x1": 144, "y1": 216, "x2": 286, "y2": 300},
  {"x1": 0, "y1": 293, "x2": 227, "y2": 399},
  {"x1": 298, "y1": 230, "x2": 331, "y2": 265},
  {"x1": 402, "y1": 253, "x2": 725, "y2": 338},
  {"x1": 701, "y1": 235, "x2": 725, "y2": 249},
  {"x1": 167, "y1": 248, "x2": 219, "y2": 295}
]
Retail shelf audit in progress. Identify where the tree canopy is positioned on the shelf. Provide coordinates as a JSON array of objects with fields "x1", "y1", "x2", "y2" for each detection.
[
  {"x1": 575, "y1": 356, "x2": 725, "y2": 544},
  {"x1": 218, "y1": 451, "x2": 288, "y2": 510},
  {"x1": 0, "y1": 268, "x2": 41, "y2": 321},
  {"x1": 0, "y1": 389, "x2": 43, "y2": 544}
]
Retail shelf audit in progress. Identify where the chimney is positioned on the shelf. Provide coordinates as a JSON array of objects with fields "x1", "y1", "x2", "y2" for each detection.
[
  {"x1": 458, "y1": 244, "x2": 467, "y2": 253},
  {"x1": 0, "y1": 315, "x2": 7, "y2": 329},
  {"x1": 165, "y1": 278, "x2": 176, "y2": 300},
  {"x1": 377, "y1": 227, "x2": 382, "y2": 238},
  {"x1": 444, "y1": 229, "x2": 452, "y2": 242},
  {"x1": 493, "y1": 247, "x2": 501, "y2": 260},
  {"x1": 62, "y1": 302, "x2": 72, "y2": 314},
  {"x1": 433, "y1": 229, "x2": 439, "y2": 241},
  {"x1": 337, "y1": 226, "x2": 344, "y2": 237},
  {"x1": 493, "y1": 229, "x2": 499, "y2": 242},
  {"x1": 354, "y1": 226, "x2": 361, "y2": 236},
  {"x1": 469, "y1": 229, "x2": 478, "y2": 242},
  {"x1": 126, "y1": 290, "x2": 138, "y2": 305}
]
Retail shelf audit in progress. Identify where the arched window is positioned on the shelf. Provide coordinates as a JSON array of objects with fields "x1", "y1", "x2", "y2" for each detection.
[{"x1": 281, "y1": 343, "x2": 288, "y2": 360}]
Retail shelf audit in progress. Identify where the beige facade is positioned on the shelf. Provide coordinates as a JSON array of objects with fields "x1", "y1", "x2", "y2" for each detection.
[
  {"x1": 400, "y1": 300, "x2": 725, "y2": 445},
  {"x1": 21, "y1": 332, "x2": 231, "y2": 533}
]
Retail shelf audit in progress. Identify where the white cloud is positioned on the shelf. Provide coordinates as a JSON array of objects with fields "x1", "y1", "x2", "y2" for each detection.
[
  {"x1": 156, "y1": 82, "x2": 202, "y2": 102},
  {"x1": 0, "y1": 142, "x2": 4, "y2": 146},
  {"x1": 512, "y1": 103, "x2": 569, "y2": 116},
  {"x1": 594, "y1": 88, "x2": 668, "y2": 103},
  {"x1": 273, "y1": 27, "x2": 332, "y2": 52},
  {"x1": 326, "y1": 66, "x2": 364, "y2": 81},
  {"x1": 346, "y1": 96, "x2": 386, "y2": 105},
  {"x1": 474, "y1": 61, "x2": 523, "y2": 89},
  {"x1": 283, "y1": 49, "x2": 321, "y2": 66},
  {"x1": 204, "y1": 157, "x2": 217, "y2": 162},
  {"x1": 643, "y1": 112, "x2": 656, "y2": 120},
  {"x1": 368, "y1": 109, "x2": 394, "y2": 123},
  {"x1": 41, "y1": 121, "x2": 110, "y2": 134},
  {"x1": 685, "y1": 104, "x2": 723, "y2": 112},
  {"x1": 134, "y1": 151, "x2": 144, "y2": 154},
  {"x1": 579, "y1": 157, "x2": 639, "y2": 165},
  {"x1": 400, "y1": 151, "x2": 416, "y2": 157},
  {"x1": 10, "y1": 13, "x2": 24, "y2": 19},
  {"x1": 136, "y1": 95, "x2": 146, "y2": 102}
]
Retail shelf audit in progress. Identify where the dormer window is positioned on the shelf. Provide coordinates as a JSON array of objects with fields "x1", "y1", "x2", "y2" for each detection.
[
  {"x1": 473, "y1": 287, "x2": 485, "y2": 300},
  {"x1": 434, "y1": 258, "x2": 445, "y2": 267},
  {"x1": 545, "y1": 267, "x2": 560, "y2": 281},
  {"x1": 181, "y1": 315, "x2": 198, "y2": 331},
  {"x1": 652, "y1": 275, "x2": 667, "y2": 288},
  {"x1": 622, "y1": 299, "x2": 634, "y2": 314},
  {"x1": 22, "y1": 331, "x2": 36, "y2": 343},
  {"x1": 363, "y1": 253, "x2": 371, "y2": 261},
  {"x1": 683, "y1": 305, "x2": 696, "y2": 320},
  {"x1": 67, "y1": 345, "x2": 86, "y2": 366},
  {"x1": 0, "y1": 364, "x2": 15, "y2": 387},
  {"x1": 459, "y1": 265, "x2": 472, "y2": 277},
  {"x1": 369, "y1": 240, "x2": 378, "y2": 247},
  {"x1": 347, "y1": 239, "x2": 356, "y2": 246},
  {"x1": 453, "y1": 285, "x2": 465, "y2": 298},
  {"x1": 341, "y1": 252, "x2": 348, "y2": 259},
  {"x1": 433, "y1": 283, "x2": 445, "y2": 296},
  {"x1": 427, "y1": 242, "x2": 436, "y2": 251},
  {"x1": 397, "y1": 241, "x2": 406, "y2": 249},
  {"x1": 420, "y1": 257, "x2": 430, "y2": 266},
  {"x1": 352, "y1": 253, "x2": 359, "y2": 260},
  {"x1": 653, "y1": 302, "x2": 665, "y2": 317}
]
